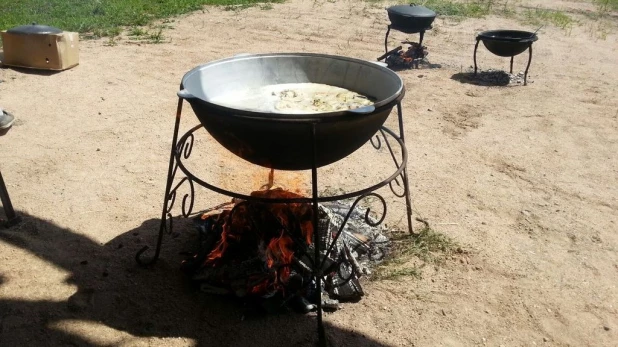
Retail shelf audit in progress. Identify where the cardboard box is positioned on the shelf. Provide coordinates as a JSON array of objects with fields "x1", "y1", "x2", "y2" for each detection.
[{"x1": 1, "y1": 30, "x2": 79, "y2": 71}]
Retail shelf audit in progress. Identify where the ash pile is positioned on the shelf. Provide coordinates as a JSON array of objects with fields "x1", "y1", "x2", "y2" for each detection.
[
  {"x1": 181, "y1": 189, "x2": 390, "y2": 313},
  {"x1": 471, "y1": 68, "x2": 532, "y2": 86}
]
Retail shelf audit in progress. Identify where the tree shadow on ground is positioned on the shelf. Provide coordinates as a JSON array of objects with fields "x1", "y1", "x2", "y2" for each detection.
[{"x1": 0, "y1": 212, "x2": 391, "y2": 347}]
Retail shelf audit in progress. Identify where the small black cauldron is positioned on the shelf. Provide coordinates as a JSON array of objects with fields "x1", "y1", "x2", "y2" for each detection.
[
  {"x1": 386, "y1": 4, "x2": 436, "y2": 33},
  {"x1": 474, "y1": 29, "x2": 539, "y2": 86}
]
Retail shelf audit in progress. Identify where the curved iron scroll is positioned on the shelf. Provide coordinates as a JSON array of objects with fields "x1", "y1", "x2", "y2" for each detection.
[
  {"x1": 372, "y1": 129, "x2": 407, "y2": 198},
  {"x1": 135, "y1": 119, "x2": 196, "y2": 265},
  {"x1": 321, "y1": 193, "x2": 388, "y2": 291},
  {"x1": 173, "y1": 125, "x2": 408, "y2": 204},
  {"x1": 166, "y1": 132, "x2": 197, "y2": 219},
  {"x1": 324, "y1": 192, "x2": 387, "y2": 261},
  {"x1": 370, "y1": 133, "x2": 382, "y2": 150}
]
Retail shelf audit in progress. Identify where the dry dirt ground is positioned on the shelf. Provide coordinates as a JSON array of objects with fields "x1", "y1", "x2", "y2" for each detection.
[{"x1": 1, "y1": 0, "x2": 617, "y2": 346}]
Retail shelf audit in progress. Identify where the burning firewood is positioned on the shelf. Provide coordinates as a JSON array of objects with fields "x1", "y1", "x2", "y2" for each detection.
[
  {"x1": 182, "y1": 188, "x2": 391, "y2": 313},
  {"x1": 379, "y1": 40, "x2": 428, "y2": 69}
]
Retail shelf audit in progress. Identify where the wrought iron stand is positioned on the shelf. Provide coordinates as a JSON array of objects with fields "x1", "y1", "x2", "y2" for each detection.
[
  {"x1": 473, "y1": 38, "x2": 534, "y2": 86},
  {"x1": 384, "y1": 24, "x2": 430, "y2": 53},
  {"x1": 136, "y1": 96, "x2": 414, "y2": 346}
]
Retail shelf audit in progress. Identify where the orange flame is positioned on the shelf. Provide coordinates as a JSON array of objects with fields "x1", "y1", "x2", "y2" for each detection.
[
  {"x1": 301, "y1": 220, "x2": 313, "y2": 247},
  {"x1": 250, "y1": 280, "x2": 271, "y2": 295},
  {"x1": 201, "y1": 170, "x2": 315, "y2": 295},
  {"x1": 206, "y1": 221, "x2": 231, "y2": 264},
  {"x1": 266, "y1": 231, "x2": 295, "y2": 282}
]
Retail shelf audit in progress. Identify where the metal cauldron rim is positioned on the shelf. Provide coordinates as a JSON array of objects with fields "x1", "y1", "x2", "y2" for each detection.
[
  {"x1": 477, "y1": 29, "x2": 539, "y2": 43},
  {"x1": 178, "y1": 52, "x2": 405, "y2": 122}
]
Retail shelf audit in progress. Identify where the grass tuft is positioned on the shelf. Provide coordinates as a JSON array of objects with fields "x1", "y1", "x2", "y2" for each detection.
[
  {"x1": 147, "y1": 27, "x2": 165, "y2": 44},
  {"x1": 392, "y1": 224, "x2": 457, "y2": 262},
  {"x1": 372, "y1": 223, "x2": 458, "y2": 281},
  {"x1": 128, "y1": 26, "x2": 147, "y2": 37},
  {"x1": 523, "y1": 8, "x2": 574, "y2": 29},
  {"x1": 595, "y1": 0, "x2": 618, "y2": 13}
]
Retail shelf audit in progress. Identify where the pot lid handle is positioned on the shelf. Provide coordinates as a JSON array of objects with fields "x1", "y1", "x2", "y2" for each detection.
[
  {"x1": 347, "y1": 105, "x2": 376, "y2": 115},
  {"x1": 177, "y1": 89, "x2": 196, "y2": 99}
]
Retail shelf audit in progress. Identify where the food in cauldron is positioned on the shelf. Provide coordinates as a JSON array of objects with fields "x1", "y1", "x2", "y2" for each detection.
[{"x1": 211, "y1": 83, "x2": 373, "y2": 114}]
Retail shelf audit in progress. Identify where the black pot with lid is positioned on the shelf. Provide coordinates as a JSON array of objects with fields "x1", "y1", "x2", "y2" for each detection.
[
  {"x1": 386, "y1": 4, "x2": 436, "y2": 33},
  {"x1": 6, "y1": 23, "x2": 63, "y2": 35}
]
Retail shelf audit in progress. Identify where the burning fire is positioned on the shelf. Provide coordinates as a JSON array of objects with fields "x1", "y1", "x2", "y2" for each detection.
[
  {"x1": 199, "y1": 170, "x2": 313, "y2": 296},
  {"x1": 185, "y1": 169, "x2": 374, "y2": 310}
]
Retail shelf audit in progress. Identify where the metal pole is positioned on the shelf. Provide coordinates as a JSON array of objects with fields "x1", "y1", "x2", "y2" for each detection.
[
  {"x1": 384, "y1": 25, "x2": 391, "y2": 54},
  {"x1": 524, "y1": 44, "x2": 533, "y2": 86},
  {"x1": 135, "y1": 97, "x2": 184, "y2": 265},
  {"x1": 0, "y1": 170, "x2": 19, "y2": 227},
  {"x1": 396, "y1": 102, "x2": 414, "y2": 235},
  {"x1": 311, "y1": 124, "x2": 326, "y2": 347},
  {"x1": 510, "y1": 56, "x2": 514, "y2": 74},
  {"x1": 473, "y1": 39, "x2": 481, "y2": 75}
]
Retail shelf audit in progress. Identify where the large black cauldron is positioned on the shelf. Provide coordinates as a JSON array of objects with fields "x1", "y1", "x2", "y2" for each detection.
[{"x1": 178, "y1": 53, "x2": 404, "y2": 171}]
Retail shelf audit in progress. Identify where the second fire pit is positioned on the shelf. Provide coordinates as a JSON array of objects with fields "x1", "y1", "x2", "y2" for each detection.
[{"x1": 474, "y1": 29, "x2": 539, "y2": 86}]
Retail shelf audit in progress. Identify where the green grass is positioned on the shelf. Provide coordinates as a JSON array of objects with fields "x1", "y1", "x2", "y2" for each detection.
[
  {"x1": 523, "y1": 8, "x2": 574, "y2": 29},
  {"x1": 384, "y1": 0, "x2": 580, "y2": 31},
  {"x1": 372, "y1": 223, "x2": 459, "y2": 281},
  {"x1": 420, "y1": 0, "x2": 493, "y2": 18},
  {"x1": 595, "y1": 0, "x2": 618, "y2": 12},
  {"x1": 391, "y1": 224, "x2": 457, "y2": 263},
  {"x1": 366, "y1": 0, "x2": 493, "y2": 18},
  {"x1": 0, "y1": 0, "x2": 283, "y2": 38}
]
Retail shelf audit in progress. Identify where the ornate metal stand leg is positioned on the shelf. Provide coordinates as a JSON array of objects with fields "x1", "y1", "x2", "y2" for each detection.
[
  {"x1": 384, "y1": 25, "x2": 391, "y2": 53},
  {"x1": 419, "y1": 30, "x2": 425, "y2": 46},
  {"x1": 0, "y1": 171, "x2": 20, "y2": 227},
  {"x1": 510, "y1": 56, "x2": 514, "y2": 74},
  {"x1": 369, "y1": 102, "x2": 414, "y2": 234},
  {"x1": 473, "y1": 39, "x2": 480, "y2": 75},
  {"x1": 135, "y1": 98, "x2": 184, "y2": 265},
  {"x1": 396, "y1": 103, "x2": 414, "y2": 234},
  {"x1": 524, "y1": 44, "x2": 533, "y2": 86}
]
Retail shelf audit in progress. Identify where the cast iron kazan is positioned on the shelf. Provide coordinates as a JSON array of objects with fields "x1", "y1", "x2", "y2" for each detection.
[
  {"x1": 386, "y1": 4, "x2": 436, "y2": 32},
  {"x1": 477, "y1": 30, "x2": 538, "y2": 57},
  {"x1": 178, "y1": 53, "x2": 404, "y2": 171}
]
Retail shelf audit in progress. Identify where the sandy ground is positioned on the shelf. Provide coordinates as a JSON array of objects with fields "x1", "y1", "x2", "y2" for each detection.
[{"x1": 1, "y1": 0, "x2": 617, "y2": 346}]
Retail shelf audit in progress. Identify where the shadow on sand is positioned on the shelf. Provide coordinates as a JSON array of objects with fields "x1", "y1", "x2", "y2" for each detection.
[
  {"x1": 450, "y1": 71, "x2": 511, "y2": 87},
  {"x1": 385, "y1": 59, "x2": 443, "y2": 72},
  {"x1": 0, "y1": 212, "x2": 391, "y2": 346}
]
